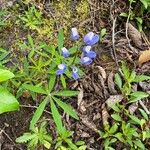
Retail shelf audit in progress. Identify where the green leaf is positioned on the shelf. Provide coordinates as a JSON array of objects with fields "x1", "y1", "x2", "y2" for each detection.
[
  {"x1": 100, "y1": 28, "x2": 107, "y2": 39},
  {"x1": 0, "y1": 86, "x2": 19, "y2": 114},
  {"x1": 52, "y1": 96, "x2": 79, "y2": 120},
  {"x1": 48, "y1": 75, "x2": 56, "y2": 92},
  {"x1": 109, "y1": 124, "x2": 118, "y2": 134},
  {"x1": 129, "y1": 70, "x2": 136, "y2": 82},
  {"x1": 69, "y1": 46, "x2": 78, "y2": 54},
  {"x1": 52, "y1": 90, "x2": 79, "y2": 97},
  {"x1": 133, "y1": 139, "x2": 145, "y2": 149},
  {"x1": 129, "y1": 115, "x2": 141, "y2": 125},
  {"x1": 0, "y1": 69, "x2": 14, "y2": 82},
  {"x1": 58, "y1": 28, "x2": 64, "y2": 53},
  {"x1": 16, "y1": 133, "x2": 36, "y2": 143},
  {"x1": 139, "y1": 108, "x2": 148, "y2": 121},
  {"x1": 22, "y1": 84, "x2": 47, "y2": 94},
  {"x1": 121, "y1": 61, "x2": 130, "y2": 80},
  {"x1": 111, "y1": 114, "x2": 122, "y2": 122},
  {"x1": 60, "y1": 74, "x2": 67, "y2": 89},
  {"x1": 134, "y1": 75, "x2": 150, "y2": 82},
  {"x1": 50, "y1": 99, "x2": 64, "y2": 134},
  {"x1": 114, "y1": 73, "x2": 122, "y2": 90},
  {"x1": 30, "y1": 97, "x2": 48, "y2": 130},
  {"x1": 129, "y1": 91, "x2": 149, "y2": 102},
  {"x1": 120, "y1": 12, "x2": 128, "y2": 17},
  {"x1": 140, "y1": 0, "x2": 149, "y2": 9}
]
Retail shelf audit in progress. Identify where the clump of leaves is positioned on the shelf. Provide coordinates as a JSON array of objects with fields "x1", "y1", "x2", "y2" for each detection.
[
  {"x1": 99, "y1": 103, "x2": 150, "y2": 149},
  {"x1": 115, "y1": 61, "x2": 150, "y2": 103},
  {"x1": 16, "y1": 121, "x2": 52, "y2": 150}
]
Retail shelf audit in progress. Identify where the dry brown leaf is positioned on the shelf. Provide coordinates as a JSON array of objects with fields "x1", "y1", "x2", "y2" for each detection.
[
  {"x1": 138, "y1": 49, "x2": 150, "y2": 64},
  {"x1": 128, "y1": 102, "x2": 138, "y2": 114},
  {"x1": 127, "y1": 23, "x2": 142, "y2": 49},
  {"x1": 101, "y1": 104, "x2": 109, "y2": 126},
  {"x1": 96, "y1": 66, "x2": 107, "y2": 81},
  {"x1": 106, "y1": 95, "x2": 123, "y2": 108}
]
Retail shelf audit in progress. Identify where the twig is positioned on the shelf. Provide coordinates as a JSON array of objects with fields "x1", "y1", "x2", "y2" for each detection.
[{"x1": 20, "y1": 104, "x2": 51, "y2": 115}]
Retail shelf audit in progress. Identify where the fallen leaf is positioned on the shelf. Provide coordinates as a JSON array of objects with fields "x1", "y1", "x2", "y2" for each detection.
[
  {"x1": 106, "y1": 95, "x2": 124, "y2": 108},
  {"x1": 138, "y1": 49, "x2": 150, "y2": 64},
  {"x1": 128, "y1": 102, "x2": 138, "y2": 114},
  {"x1": 107, "y1": 72, "x2": 117, "y2": 94},
  {"x1": 102, "y1": 104, "x2": 109, "y2": 126},
  {"x1": 96, "y1": 66, "x2": 107, "y2": 81},
  {"x1": 127, "y1": 23, "x2": 142, "y2": 49}
]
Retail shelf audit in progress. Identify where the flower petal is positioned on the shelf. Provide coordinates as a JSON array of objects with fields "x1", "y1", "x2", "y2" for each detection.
[
  {"x1": 82, "y1": 46, "x2": 92, "y2": 53},
  {"x1": 72, "y1": 72, "x2": 79, "y2": 80},
  {"x1": 84, "y1": 32, "x2": 99, "y2": 45},
  {"x1": 80, "y1": 57, "x2": 93, "y2": 65},
  {"x1": 86, "y1": 50, "x2": 97, "y2": 58},
  {"x1": 71, "y1": 28, "x2": 79, "y2": 41},
  {"x1": 56, "y1": 69, "x2": 65, "y2": 75},
  {"x1": 61, "y1": 47, "x2": 70, "y2": 58}
]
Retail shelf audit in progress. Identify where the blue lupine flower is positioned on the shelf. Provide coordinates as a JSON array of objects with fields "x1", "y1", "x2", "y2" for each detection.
[
  {"x1": 56, "y1": 64, "x2": 67, "y2": 75},
  {"x1": 61, "y1": 47, "x2": 70, "y2": 58},
  {"x1": 71, "y1": 28, "x2": 79, "y2": 41},
  {"x1": 83, "y1": 46, "x2": 96, "y2": 58},
  {"x1": 80, "y1": 57, "x2": 93, "y2": 65},
  {"x1": 84, "y1": 32, "x2": 99, "y2": 45},
  {"x1": 72, "y1": 67, "x2": 79, "y2": 80}
]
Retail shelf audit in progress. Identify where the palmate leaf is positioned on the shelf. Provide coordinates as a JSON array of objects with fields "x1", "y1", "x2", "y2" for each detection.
[
  {"x1": 50, "y1": 99, "x2": 64, "y2": 134},
  {"x1": 22, "y1": 84, "x2": 47, "y2": 95},
  {"x1": 0, "y1": 69, "x2": 14, "y2": 82},
  {"x1": 30, "y1": 97, "x2": 48, "y2": 130},
  {"x1": 52, "y1": 96, "x2": 79, "y2": 120},
  {"x1": 52, "y1": 90, "x2": 79, "y2": 97},
  {"x1": 0, "y1": 86, "x2": 19, "y2": 114}
]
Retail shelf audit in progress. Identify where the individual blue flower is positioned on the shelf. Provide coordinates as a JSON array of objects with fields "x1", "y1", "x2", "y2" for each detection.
[
  {"x1": 72, "y1": 67, "x2": 79, "y2": 80},
  {"x1": 71, "y1": 28, "x2": 79, "y2": 41},
  {"x1": 56, "y1": 64, "x2": 67, "y2": 75},
  {"x1": 80, "y1": 57, "x2": 93, "y2": 65},
  {"x1": 83, "y1": 46, "x2": 97, "y2": 58},
  {"x1": 61, "y1": 47, "x2": 70, "y2": 58},
  {"x1": 84, "y1": 32, "x2": 99, "y2": 45}
]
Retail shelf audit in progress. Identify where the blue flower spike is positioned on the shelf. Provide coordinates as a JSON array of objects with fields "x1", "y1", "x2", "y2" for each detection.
[
  {"x1": 61, "y1": 47, "x2": 70, "y2": 58},
  {"x1": 56, "y1": 64, "x2": 67, "y2": 75},
  {"x1": 84, "y1": 32, "x2": 99, "y2": 46},
  {"x1": 80, "y1": 57, "x2": 93, "y2": 65},
  {"x1": 72, "y1": 67, "x2": 79, "y2": 80},
  {"x1": 71, "y1": 27, "x2": 79, "y2": 41},
  {"x1": 83, "y1": 46, "x2": 97, "y2": 59}
]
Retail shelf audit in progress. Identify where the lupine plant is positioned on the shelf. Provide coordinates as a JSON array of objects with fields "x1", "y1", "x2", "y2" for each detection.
[{"x1": 16, "y1": 28, "x2": 99, "y2": 149}]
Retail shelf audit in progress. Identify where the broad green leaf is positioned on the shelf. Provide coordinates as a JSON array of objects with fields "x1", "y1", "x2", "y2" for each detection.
[
  {"x1": 139, "y1": 108, "x2": 148, "y2": 121},
  {"x1": 121, "y1": 61, "x2": 130, "y2": 79},
  {"x1": 111, "y1": 114, "x2": 122, "y2": 122},
  {"x1": 129, "y1": 91, "x2": 149, "y2": 102},
  {"x1": 140, "y1": 0, "x2": 148, "y2": 9},
  {"x1": 58, "y1": 29, "x2": 64, "y2": 53},
  {"x1": 129, "y1": 70, "x2": 136, "y2": 82},
  {"x1": 0, "y1": 69, "x2": 14, "y2": 82},
  {"x1": 52, "y1": 90, "x2": 79, "y2": 97},
  {"x1": 133, "y1": 139, "x2": 145, "y2": 149},
  {"x1": 50, "y1": 99, "x2": 64, "y2": 134},
  {"x1": 134, "y1": 75, "x2": 150, "y2": 82},
  {"x1": 60, "y1": 74, "x2": 66, "y2": 89},
  {"x1": 52, "y1": 96, "x2": 79, "y2": 120},
  {"x1": 109, "y1": 124, "x2": 118, "y2": 134},
  {"x1": 114, "y1": 73, "x2": 122, "y2": 90},
  {"x1": 129, "y1": 115, "x2": 141, "y2": 125},
  {"x1": 30, "y1": 97, "x2": 48, "y2": 130},
  {"x1": 48, "y1": 75, "x2": 56, "y2": 92},
  {"x1": 0, "y1": 86, "x2": 19, "y2": 114},
  {"x1": 22, "y1": 84, "x2": 47, "y2": 94}
]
